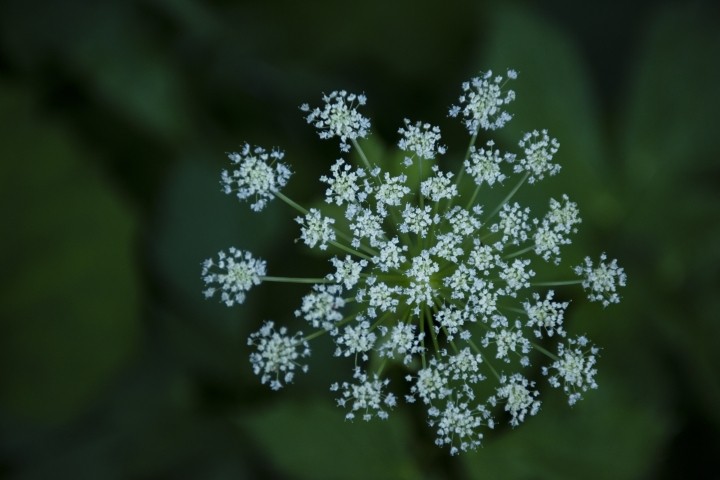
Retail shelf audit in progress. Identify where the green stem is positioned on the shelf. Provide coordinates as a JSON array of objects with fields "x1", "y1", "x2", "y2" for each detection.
[
  {"x1": 376, "y1": 358, "x2": 389, "y2": 376},
  {"x1": 499, "y1": 305, "x2": 527, "y2": 315},
  {"x1": 531, "y1": 280, "x2": 582, "y2": 287},
  {"x1": 302, "y1": 313, "x2": 358, "y2": 342},
  {"x1": 329, "y1": 240, "x2": 372, "y2": 260},
  {"x1": 351, "y1": 138, "x2": 373, "y2": 172},
  {"x1": 419, "y1": 309, "x2": 427, "y2": 369},
  {"x1": 262, "y1": 276, "x2": 329, "y2": 284},
  {"x1": 465, "y1": 184, "x2": 481, "y2": 210},
  {"x1": 446, "y1": 127, "x2": 479, "y2": 213},
  {"x1": 467, "y1": 338, "x2": 500, "y2": 381},
  {"x1": 369, "y1": 312, "x2": 392, "y2": 332},
  {"x1": 335, "y1": 230, "x2": 378, "y2": 257},
  {"x1": 426, "y1": 305, "x2": 440, "y2": 357},
  {"x1": 441, "y1": 327, "x2": 459, "y2": 354},
  {"x1": 485, "y1": 171, "x2": 530, "y2": 222},
  {"x1": 532, "y1": 341, "x2": 560, "y2": 362},
  {"x1": 419, "y1": 158, "x2": 425, "y2": 209},
  {"x1": 504, "y1": 244, "x2": 535, "y2": 259},
  {"x1": 275, "y1": 191, "x2": 376, "y2": 258},
  {"x1": 274, "y1": 191, "x2": 308, "y2": 215},
  {"x1": 361, "y1": 273, "x2": 406, "y2": 282},
  {"x1": 303, "y1": 329, "x2": 328, "y2": 342}
]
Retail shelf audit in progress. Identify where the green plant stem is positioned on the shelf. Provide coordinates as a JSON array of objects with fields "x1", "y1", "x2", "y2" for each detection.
[
  {"x1": 330, "y1": 240, "x2": 372, "y2": 260},
  {"x1": 532, "y1": 341, "x2": 560, "y2": 361},
  {"x1": 274, "y1": 190, "x2": 308, "y2": 215},
  {"x1": 465, "y1": 184, "x2": 481, "y2": 210},
  {"x1": 446, "y1": 127, "x2": 479, "y2": 213},
  {"x1": 426, "y1": 305, "x2": 440, "y2": 357},
  {"x1": 532, "y1": 280, "x2": 582, "y2": 287},
  {"x1": 419, "y1": 309, "x2": 427, "y2": 369},
  {"x1": 376, "y1": 358, "x2": 389, "y2": 376},
  {"x1": 485, "y1": 171, "x2": 530, "y2": 222},
  {"x1": 467, "y1": 338, "x2": 500, "y2": 381},
  {"x1": 419, "y1": 158, "x2": 425, "y2": 209},
  {"x1": 351, "y1": 138, "x2": 373, "y2": 171},
  {"x1": 262, "y1": 276, "x2": 330, "y2": 284},
  {"x1": 504, "y1": 244, "x2": 536, "y2": 259},
  {"x1": 302, "y1": 313, "x2": 358, "y2": 343},
  {"x1": 499, "y1": 305, "x2": 527, "y2": 315},
  {"x1": 274, "y1": 191, "x2": 376, "y2": 258}
]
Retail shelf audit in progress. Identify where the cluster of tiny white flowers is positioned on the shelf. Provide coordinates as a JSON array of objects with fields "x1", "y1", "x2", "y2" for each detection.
[
  {"x1": 449, "y1": 69, "x2": 517, "y2": 132},
  {"x1": 574, "y1": 253, "x2": 627, "y2": 307},
  {"x1": 514, "y1": 129, "x2": 561, "y2": 184},
  {"x1": 296, "y1": 208, "x2": 336, "y2": 250},
  {"x1": 248, "y1": 321, "x2": 310, "y2": 391},
  {"x1": 465, "y1": 141, "x2": 515, "y2": 187},
  {"x1": 221, "y1": 143, "x2": 291, "y2": 212},
  {"x1": 523, "y1": 290, "x2": 568, "y2": 338},
  {"x1": 295, "y1": 284, "x2": 344, "y2": 332},
  {"x1": 327, "y1": 256, "x2": 367, "y2": 290},
  {"x1": 483, "y1": 315, "x2": 531, "y2": 364},
  {"x1": 429, "y1": 400, "x2": 491, "y2": 455},
  {"x1": 301, "y1": 91, "x2": 370, "y2": 152},
  {"x1": 398, "y1": 119, "x2": 447, "y2": 165},
  {"x1": 490, "y1": 373, "x2": 541, "y2": 427},
  {"x1": 201, "y1": 247, "x2": 266, "y2": 306},
  {"x1": 421, "y1": 166, "x2": 458, "y2": 201},
  {"x1": 491, "y1": 202, "x2": 531, "y2": 246},
  {"x1": 201, "y1": 69, "x2": 626, "y2": 455},
  {"x1": 321, "y1": 159, "x2": 368, "y2": 205},
  {"x1": 377, "y1": 322, "x2": 424, "y2": 365},
  {"x1": 331, "y1": 368, "x2": 397, "y2": 421},
  {"x1": 542, "y1": 335, "x2": 599, "y2": 405},
  {"x1": 334, "y1": 319, "x2": 376, "y2": 361}
]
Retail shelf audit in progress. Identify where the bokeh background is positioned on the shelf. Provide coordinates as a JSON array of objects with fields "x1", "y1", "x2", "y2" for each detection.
[{"x1": 1, "y1": 0, "x2": 719, "y2": 478}]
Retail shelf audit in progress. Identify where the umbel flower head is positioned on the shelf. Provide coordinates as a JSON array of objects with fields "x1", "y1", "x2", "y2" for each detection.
[{"x1": 201, "y1": 68, "x2": 626, "y2": 455}]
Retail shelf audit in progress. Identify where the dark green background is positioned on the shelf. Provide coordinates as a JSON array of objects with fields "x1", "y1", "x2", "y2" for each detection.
[{"x1": 1, "y1": 0, "x2": 719, "y2": 478}]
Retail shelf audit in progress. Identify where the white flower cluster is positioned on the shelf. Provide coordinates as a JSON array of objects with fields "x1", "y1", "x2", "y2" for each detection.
[
  {"x1": 542, "y1": 335, "x2": 599, "y2": 405},
  {"x1": 515, "y1": 129, "x2": 561, "y2": 183},
  {"x1": 465, "y1": 140, "x2": 515, "y2": 187},
  {"x1": 201, "y1": 247, "x2": 266, "y2": 306},
  {"x1": 575, "y1": 253, "x2": 627, "y2": 307},
  {"x1": 398, "y1": 119, "x2": 447, "y2": 165},
  {"x1": 331, "y1": 367, "x2": 397, "y2": 421},
  {"x1": 201, "y1": 69, "x2": 626, "y2": 455},
  {"x1": 300, "y1": 90, "x2": 370, "y2": 153},
  {"x1": 248, "y1": 321, "x2": 310, "y2": 391},
  {"x1": 221, "y1": 143, "x2": 291, "y2": 212},
  {"x1": 489, "y1": 373, "x2": 541, "y2": 427},
  {"x1": 296, "y1": 208, "x2": 336, "y2": 250},
  {"x1": 449, "y1": 69, "x2": 517, "y2": 132}
]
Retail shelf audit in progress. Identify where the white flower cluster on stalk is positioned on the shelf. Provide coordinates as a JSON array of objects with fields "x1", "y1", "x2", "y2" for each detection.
[{"x1": 201, "y1": 69, "x2": 627, "y2": 455}]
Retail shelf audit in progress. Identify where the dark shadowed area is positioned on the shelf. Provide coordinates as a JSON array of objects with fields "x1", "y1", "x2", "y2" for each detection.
[{"x1": 1, "y1": 0, "x2": 719, "y2": 478}]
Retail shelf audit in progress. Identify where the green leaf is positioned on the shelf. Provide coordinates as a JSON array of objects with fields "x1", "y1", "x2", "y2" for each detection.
[
  {"x1": 239, "y1": 397, "x2": 422, "y2": 480},
  {"x1": 481, "y1": 4, "x2": 616, "y2": 226},
  {"x1": 621, "y1": 4, "x2": 720, "y2": 185},
  {"x1": 0, "y1": 82, "x2": 140, "y2": 425},
  {"x1": 620, "y1": 3, "x2": 720, "y2": 427},
  {"x1": 463, "y1": 383, "x2": 672, "y2": 480}
]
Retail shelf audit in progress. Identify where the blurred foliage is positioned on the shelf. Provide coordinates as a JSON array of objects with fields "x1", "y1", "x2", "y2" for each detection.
[
  {"x1": 0, "y1": 82, "x2": 141, "y2": 422},
  {"x1": 1, "y1": 0, "x2": 719, "y2": 479}
]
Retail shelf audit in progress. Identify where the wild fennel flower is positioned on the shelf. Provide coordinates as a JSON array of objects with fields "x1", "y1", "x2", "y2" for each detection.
[{"x1": 201, "y1": 69, "x2": 626, "y2": 455}]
